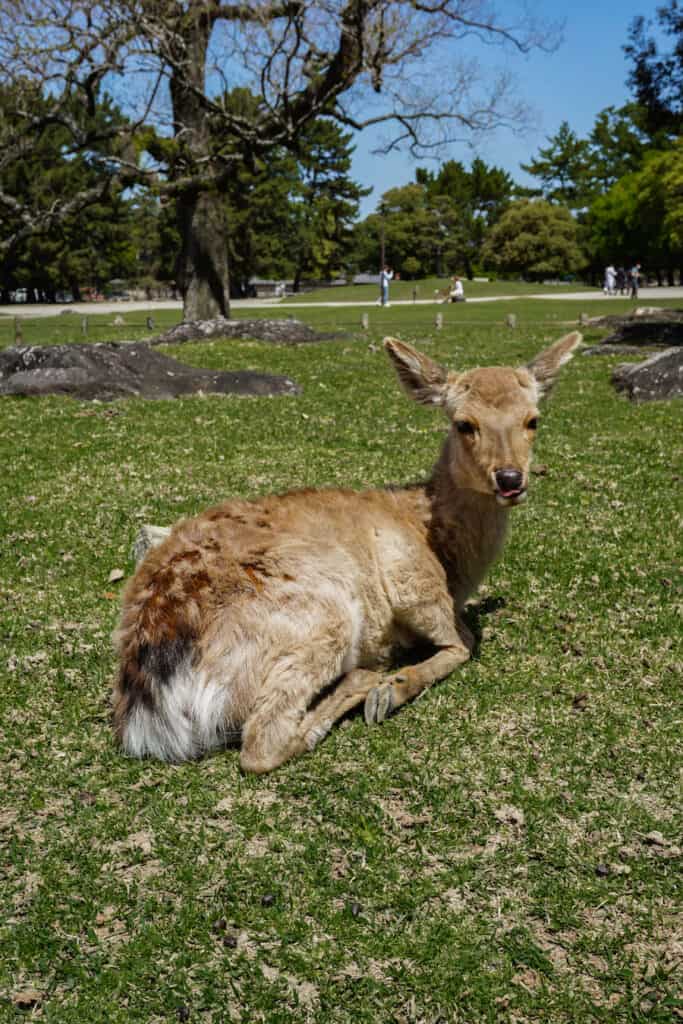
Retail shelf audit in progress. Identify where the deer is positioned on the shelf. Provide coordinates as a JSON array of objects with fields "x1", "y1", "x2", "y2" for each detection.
[{"x1": 113, "y1": 331, "x2": 582, "y2": 774}]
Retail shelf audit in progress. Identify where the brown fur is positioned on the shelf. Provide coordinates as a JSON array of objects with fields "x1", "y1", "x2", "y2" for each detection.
[{"x1": 113, "y1": 332, "x2": 582, "y2": 772}]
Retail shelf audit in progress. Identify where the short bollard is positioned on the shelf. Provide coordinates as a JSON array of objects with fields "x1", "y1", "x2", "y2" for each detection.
[
  {"x1": 435, "y1": 312, "x2": 443, "y2": 330},
  {"x1": 14, "y1": 317, "x2": 23, "y2": 344},
  {"x1": 361, "y1": 313, "x2": 369, "y2": 330},
  {"x1": 506, "y1": 313, "x2": 517, "y2": 329},
  {"x1": 146, "y1": 316, "x2": 155, "y2": 330},
  {"x1": 81, "y1": 316, "x2": 88, "y2": 336}
]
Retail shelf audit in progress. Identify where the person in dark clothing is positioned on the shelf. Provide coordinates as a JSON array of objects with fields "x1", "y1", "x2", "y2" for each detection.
[
  {"x1": 615, "y1": 267, "x2": 626, "y2": 294},
  {"x1": 629, "y1": 263, "x2": 641, "y2": 300}
]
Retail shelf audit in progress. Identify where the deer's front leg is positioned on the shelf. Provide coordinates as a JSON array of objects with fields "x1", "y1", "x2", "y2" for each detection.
[{"x1": 365, "y1": 614, "x2": 473, "y2": 725}]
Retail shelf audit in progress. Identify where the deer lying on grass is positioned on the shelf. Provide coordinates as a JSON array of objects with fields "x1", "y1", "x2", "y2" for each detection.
[{"x1": 113, "y1": 332, "x2": 581, "y2": 773}]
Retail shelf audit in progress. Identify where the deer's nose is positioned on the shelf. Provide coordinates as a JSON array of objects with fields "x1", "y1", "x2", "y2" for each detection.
[{"x1": 495, "y1": 467, "x2": 524, "y2": 494}]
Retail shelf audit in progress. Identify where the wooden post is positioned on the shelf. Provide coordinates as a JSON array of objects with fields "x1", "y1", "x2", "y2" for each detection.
[
  {"x1": 14, "y1": 317, "x2": 23, "y2": 344},
  {"x1": 361, "y1": 313, "x2": 369, "y2": 330},
  {"x1": 435, "y1": 312, "x2": 443, "y2": 330}
]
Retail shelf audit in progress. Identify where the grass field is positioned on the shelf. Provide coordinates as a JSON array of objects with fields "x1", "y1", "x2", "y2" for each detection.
[
  {"x1": 274, "y1": 277, "x2": 586, "y2": 304},
  {"x1": 1, "y1": 300, "x2": 681, "y2": 1022}
]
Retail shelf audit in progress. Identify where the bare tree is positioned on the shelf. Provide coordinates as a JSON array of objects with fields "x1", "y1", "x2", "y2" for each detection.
[{"x1": 0, "y1": 1, "x2": 560, "y2": 320}]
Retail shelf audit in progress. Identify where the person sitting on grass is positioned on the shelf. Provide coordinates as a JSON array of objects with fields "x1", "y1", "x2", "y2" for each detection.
[{"x1": 448, "y1": 276, "x2": 465, "y2": 303}]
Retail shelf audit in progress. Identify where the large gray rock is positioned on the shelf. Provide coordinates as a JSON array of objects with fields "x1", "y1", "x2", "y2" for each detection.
[
  {"x1": 612, "y1": 347, "x2": 683, "y2": 402},
  {"x1": 151, "y1": 317, "x2": 341, "y2": 346},
  {"x1": 0, "y1": 342, "x2": 299, "y2": 401},
  {"x1": 589, "y1": 308, "x2": 683, "y2": 347}
]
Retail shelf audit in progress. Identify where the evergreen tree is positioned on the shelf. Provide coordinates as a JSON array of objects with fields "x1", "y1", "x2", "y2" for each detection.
[
  {"x1": 520, "y1": 121, "x2": 593, "y2": 208},
  {"x1": 624, "y1": 1, "x2": 683, "y2": 137}
]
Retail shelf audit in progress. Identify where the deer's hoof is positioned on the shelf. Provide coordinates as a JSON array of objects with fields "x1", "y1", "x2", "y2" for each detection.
[
  {"x1": 364, "y1": 684, "x2": 395, "y2": 725},
  {"x1": 305, "y1": 720, "x2": 332, "y2": 751}
]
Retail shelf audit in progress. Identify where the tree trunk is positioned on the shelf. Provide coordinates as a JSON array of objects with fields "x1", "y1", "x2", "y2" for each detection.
[
  {"x1": 169, "y1": 3, "x2": 231, "y2": 322},
  {"x1": 176, "y1": 188, "x2": 230, "y2": 321}
]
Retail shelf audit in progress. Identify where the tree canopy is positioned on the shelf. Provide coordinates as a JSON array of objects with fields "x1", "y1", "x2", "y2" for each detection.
[
  {"x1": 624, "y1": 0, "x2": 683, "y2": 136},
  {"x1": 481, "y1": 199, "x2": 584, "y2": 280},
  {"x1": 0, "y1": 0, "x2": 558, "y2": 318}
]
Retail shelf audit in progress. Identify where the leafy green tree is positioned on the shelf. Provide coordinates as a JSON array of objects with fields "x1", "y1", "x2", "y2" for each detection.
[
  {"x1": 289, "y1": 120, "x2": 369, "y2": 291},
  {"x1": 520, "y1": 121, "x2": 593, "y2": 208},
  {"x1": 0, "y1": 85, "x2": 139, "y2": 301},
  {"x1": 216, "y1": 92, "x2": 366, "y2": 294},
  {"x1": 0, "y1": 1, "x2": 559, "y2": 320},
  {"x1": 481, "y1": 199, "x2": 585, "y2": 280},
  {"x1": 625, "y1": 1, "x2": 683, "y2": 137},
  {"x1": 418, "y1": 157, "x2": 515, "y2": 276},
  {"x1": 350, "y1": 157, "x2": 515, "y2": 280},
  {"x1": 586, "y1": 143, "x2": 683, "y2": 284},
  {"x1": 352, "y1": 184, "x2": 439, "y2": 277},
  {"x1": 586, "y1": 105, "x2": 649, "y2": 190}
]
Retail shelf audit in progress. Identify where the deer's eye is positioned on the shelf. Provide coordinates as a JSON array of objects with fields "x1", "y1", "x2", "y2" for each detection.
[
  {"x1": 526, "y1": 417, "x2": 539, "y2": 431},
  {"x1": 455, "y1": 420, "x2": 475, "y2": 436}
]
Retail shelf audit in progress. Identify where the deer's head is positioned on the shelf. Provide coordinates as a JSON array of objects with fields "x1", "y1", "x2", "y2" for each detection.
[{"x1": 385, "y1": 332, "x2": 582, "y2": 507}]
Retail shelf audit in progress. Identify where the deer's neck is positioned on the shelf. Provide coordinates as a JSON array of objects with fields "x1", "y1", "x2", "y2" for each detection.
[{"x1": 426, "y1": 441, "x2": 510, "y2": 609}]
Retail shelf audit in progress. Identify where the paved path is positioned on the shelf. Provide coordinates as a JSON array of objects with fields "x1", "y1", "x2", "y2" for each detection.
[{"x1": 2, "y1": 287, "x2": 682, "y2": 319}]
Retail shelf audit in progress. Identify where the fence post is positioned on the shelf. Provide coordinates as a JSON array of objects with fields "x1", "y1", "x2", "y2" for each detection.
[
  {"x1": 435, "y1": 312, "x2": 443, "y2": 330},
  {"x1": 14, "y1": 317, "x2": 23, "y2": 344},
  {"x1": 361, "y1": 313, "x2": 369, "y2": 330}
]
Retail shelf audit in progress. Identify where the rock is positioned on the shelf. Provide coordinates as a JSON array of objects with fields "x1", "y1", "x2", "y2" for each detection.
[
  {"x1": 612, "y1": 348, "x2": 683, "y2": 402},
  {"x1": 0, "y1": 343, "x2": 300, "y2": 402},
  {"x1": 602, "y1": 318, "x2": 683, "y2": 347},
  {"x1": 151, "y1": 317, "x2": 341, "y2": 346},
  {"x1": 587, "y1": 308, "x2": 683, "y2": 347},
  {"x1": 582, "y1": 344, "x2": 649, "y2": 356}
]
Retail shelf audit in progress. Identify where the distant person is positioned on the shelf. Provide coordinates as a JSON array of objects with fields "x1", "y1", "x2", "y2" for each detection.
[
  {"x1": 449, "y1": 276, "x2": 465, "y2": 303},
  {"x1": 615, "y1": 267, "x2": 626, "y2": 294},
  {"x1": 629, "y1": 263, "x2": 641, "y2": 300},
  {"x1": 604, "y1": 264, "x2": 616, "y2": 295},
  {"x1": 379, "y1": 265, "x2": 393, "y2": 307}
]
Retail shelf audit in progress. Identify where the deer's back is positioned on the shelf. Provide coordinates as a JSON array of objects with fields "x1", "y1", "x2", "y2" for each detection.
[{"x1": 118, "y1": 484, "x2": 445, "y2": 661}]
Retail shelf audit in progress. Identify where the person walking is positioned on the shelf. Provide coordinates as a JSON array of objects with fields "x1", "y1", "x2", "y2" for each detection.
[
  {"x1": 629, "y1": 263, "x2": 641, "y2": 300},
  {"x1": 379, "y1": 265, "x2": 393, "y2": 307},
  {"x1": 604, "y1": 264, "x2": 616, "y2": 295},
  {"x1": 615, "y1": 267, "x2": 626, "y2": 294}
]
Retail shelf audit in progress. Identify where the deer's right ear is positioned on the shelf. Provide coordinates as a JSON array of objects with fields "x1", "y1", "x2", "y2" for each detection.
[{"x1": 384, "y1": 338, "x2": 448, "y2": 406}]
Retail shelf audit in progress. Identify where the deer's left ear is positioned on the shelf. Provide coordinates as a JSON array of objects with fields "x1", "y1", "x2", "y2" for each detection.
[{"x1": 526, "y1": 331, "x2": 583, "y2": 399}]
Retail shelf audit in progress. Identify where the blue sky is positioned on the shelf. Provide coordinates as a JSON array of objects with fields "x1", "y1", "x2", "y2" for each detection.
[{"x1": 352, "y1": 0, "x2": 655, "y2": 216}]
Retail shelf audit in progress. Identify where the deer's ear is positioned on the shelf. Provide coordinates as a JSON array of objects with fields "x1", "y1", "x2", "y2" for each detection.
[
  {"x1": 526, "y1": 331, "x2": 583, "y2": 398},
  {"x1": 384, "y1": 337, "x2": 448, "y2": 406}
]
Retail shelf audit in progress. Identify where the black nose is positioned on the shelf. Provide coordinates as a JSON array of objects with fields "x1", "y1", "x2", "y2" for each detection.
[{"x1": 495, "y1": 467, "x2": 523, "y2": 493}]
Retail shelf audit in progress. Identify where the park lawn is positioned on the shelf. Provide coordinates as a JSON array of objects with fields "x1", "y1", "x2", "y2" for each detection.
[
  {"x1": 0, "y1": 303, "x2": 681, "y2": 1023},
  {"x1": 2, "y1": 293, "x2": 681, "y2": 351},
  {"x1": 278, "y1": 277, "x2": 586, "y2": 304}
]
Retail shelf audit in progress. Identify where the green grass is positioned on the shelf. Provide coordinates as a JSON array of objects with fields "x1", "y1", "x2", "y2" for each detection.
[
  {"x1": 1, "y1": 302, "x2": 681, "y2": 1022},
  {"x1": 277, "y1": 276, "x2": 588, "y2": 304}
]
